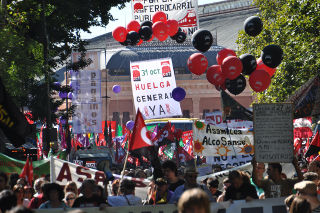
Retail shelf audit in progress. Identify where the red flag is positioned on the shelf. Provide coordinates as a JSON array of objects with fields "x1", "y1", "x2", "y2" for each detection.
[
  {"x1": 305, "y1": 132, "x2": 320, "y2": 158},
  {"x1": 19, "y1": 156, "x2": 33, "y2": 186},
  {"x1": 294, "y1": 138, "x2": 302, "y2": 155},
  {"x1": 128, "y1": 109, "x2": 153, "y2": 152}
]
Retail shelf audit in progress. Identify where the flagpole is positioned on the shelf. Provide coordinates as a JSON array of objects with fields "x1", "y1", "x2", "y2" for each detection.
[{"x1": 118, "y1": 147, "x2": 130, "y2": 195}]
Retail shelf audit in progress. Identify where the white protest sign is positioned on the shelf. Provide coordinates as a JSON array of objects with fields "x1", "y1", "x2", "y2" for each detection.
[
  {"x1": 205, "y1": 111, "x2": 253, "y2": 130},
  {"x1": 132, "y1": 0, "x2": 199, "y2": 36},
  {"x1": 130, "y1": 58, "x2": 182, "y2": 119},
  {"x1": 253, "y1": 103, "x2": 294, "y2": 163},
  {"x1": 193, "y1": 121, "x2": 254, "y2": 157},
  {"x1": 206, "y1": 154, "x2": 253, "y2": 170}
]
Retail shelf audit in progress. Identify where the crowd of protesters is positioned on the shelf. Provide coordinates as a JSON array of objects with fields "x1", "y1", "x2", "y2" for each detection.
[{"x1": 1, "y1": 157, "x2": 320, "y2": 213}]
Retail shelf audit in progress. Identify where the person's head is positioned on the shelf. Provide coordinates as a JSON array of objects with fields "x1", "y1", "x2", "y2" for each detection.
[
  {"x1": 256, "y1": 163, "x2": 266, "y2": 178},
  {"x1": 64, "y1": 192, "x2": 76, "y2": 207},
  {"x1": 303, "y1": 172, "x2": 319, "y2": 185},
  {"x1": 267, "y1": 163, "x2": 282, "y2": 179},
  {"x1": 33, "y1": 177, "x2": 46, "y2": 194},
  {"x1": 155, "y1": 178, "x2": 169, "y2": 194},
  {"x1": 222, "y1": 178, "x2": 231, "y2": 191},
  {"x1": 0, "y1": 190, "x2": 17, "y2": 213},
  {"x1": 228, "y1": 170, "x2": 245, "y2": 189},
  {"x1": 184, "y1": 167, "x2": 198, "y2": 188},
  {"x1": 80, "y1": 179, "x2": 96, "y2": 198},
  {"x1": 43, "y1": 183, "x2": 64, "y2": 202},
  {"x1": 111, "y1": 179, "x2": 120, "y2": 196},
  {"x1": 94, "y1": 185, "x2": 104, "y2": 198},
  {"x1": 23, "y1": 185, "x2": 34, "y2": 200},
  {"x1": 206, "y1": 178, "x2": 219, "y2": 196},
  {"x1": 178, "y1": 188, "x2": 210, "y2": 213},
  {"x1": 295, "y1": 181, "x2": 318, "y2": 199},
  {"x1": 162, "y1": 160, "x2": 178, "y2": 180},
  {"x1": 289, "y1": 197, "x2": 311, "y2": 213},
  {"x1": 308, "y1": 160, "x2": 320, "y2": 176},
  {"x1": 64, "y1": 181, "x2": 78, "y2": 197},
  {"x1": 0, "y1": 172, "x2": 8, "y2": 191},
  {"x1": 212, "y1": 164, "x2": 223, "y2": 173},
  {"x1": 119, "y1": 179, "x2": 136, "y2": 195},
  {"x1": 13, "y1": 184, "x2": 24, "y2": 203},
  {"x1": 16, "y1": 178, "x2": 27, "y2": 187},
  {"x1": 7, "y1": 206, "x2": 35, "y2": 213}
]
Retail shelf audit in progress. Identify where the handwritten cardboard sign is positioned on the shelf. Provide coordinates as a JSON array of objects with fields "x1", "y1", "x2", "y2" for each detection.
[{"x1": 253, "y1": 103, "x2": 294, "y2": 163}]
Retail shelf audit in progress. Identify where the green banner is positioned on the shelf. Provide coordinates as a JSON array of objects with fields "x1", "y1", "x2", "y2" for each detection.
[{"x1": 0, "y1": 153, "x2": 49, "y2": 178}]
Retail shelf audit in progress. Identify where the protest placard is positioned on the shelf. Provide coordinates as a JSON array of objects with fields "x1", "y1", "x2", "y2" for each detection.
[{"x1": 253, "y1": 103, "x2": 294, "y2": 163}]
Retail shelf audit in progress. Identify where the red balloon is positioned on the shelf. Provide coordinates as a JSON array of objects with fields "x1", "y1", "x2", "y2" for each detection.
[
  {"x1": 256, "y1": 58, "x2": 276, "y2": 76},
  {"x1": 152, "y1": 11, "x2": 167, "y2": 23},
  {"x1": 216, "y1": 48, "x2": 237, "y2": 65},
  {"x1": 127, "y1": 20, "x2": 140, "y2": 32},
  {"x1": 249, "y1": 69, "x2": 271, "y2": 92},
  {"x1": 166, "y1": 19, "x2": 179, "y2": 36},
  {"x1": 137, "y1": 39, "x2": 143, "y2": 46},
  {"x1": 112, "y1": 26, "x2": 127, "y2": 42},
  {"x1": 187, "y1": 53, "x2": 208, "y2": 75},
  {"x1": 206, "y1": 65, "x2": 225, "y2": 86},
  {"x1": 221, "y1": 56, "x2": 243, "y2": 80},
  {"x1": 152, "y1": 21, "x2": 168, "y2": 41}
]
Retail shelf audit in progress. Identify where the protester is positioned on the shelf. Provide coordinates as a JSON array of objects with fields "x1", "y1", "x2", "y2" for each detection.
[
  {"x1": 252, "y1": 156, "x2": 303, "y2": 198},
  {"x1": 169, "y1": 167, "x2": 213, "y2": 204},
  {"x1": 285, "y1": 194, "x2": 296, "y2": 212},
  {"x1": 64, "y1": 181, "x2": 78, "y2": 197},
  {"x1": 224, "y1": 170, "x2": 258, "y2": 201},
  {"x1": 38, "y1": 183, "x2": 67, "y2": 209},
  {"x1": 16, "y1": 179, "x2": 27, "y2": 187},
  {"x1": 111, "y1": 179, "x2": 120, "y2": 196},
  {"x1": 23, "y1": 185, "x2": 34, "y2": 207},
  {"x1": 294, "y1": 181, "x2": 320, "y2": 212},
  {"x1": 206, "y1": 177, "x2": 222, "y2": 201},
  {"x1": 28, "y1": 181, "x2": 47, "y2": 209},
  {"x1": 177, "y1": 188, "x2": 210, "y2": 213},
  {"x1": 250, "y1": 162, "x2": 265, "y2": 197},
  {"x1": 64, "y1": 192, "x2": 76, "y2": 207},
  {"x1": 33, "y1": 178, "x2": 46, "y2": 197},
  {"x1": 290, "y1": 197, "x2": 312, "y2": 213},
  {"x1": 308, "y1": 161, "x2": 320, "y2": 177},
  {"x1": 0, "y1": 190, "x2": 17, "y2": 213},
  {"x1": 147, "y1": 178, "x2": 173, "y2": 205},
  {"x1": 0, "y1": 172, "x2": 8, "y2": 192},
  {"x1": 107, "y1": 179, "x2": 142, "y2": 206},
  {"x1": 162, "y1": 160, "x2": 185, "y2": 192},
  {"x1": 217, "y1": 178, "x2": 231, "y2": 202},
  {"x1": 72, "y1": 179, "x2": 107, "y2": 208},
  {"x1": 13, "y1": 184, "x2": 25, "y2": 206}
]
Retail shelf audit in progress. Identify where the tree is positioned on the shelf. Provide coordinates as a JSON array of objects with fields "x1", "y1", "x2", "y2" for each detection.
[{"x1": 236, "y1": 0, "x2": 320, "y2": 103}]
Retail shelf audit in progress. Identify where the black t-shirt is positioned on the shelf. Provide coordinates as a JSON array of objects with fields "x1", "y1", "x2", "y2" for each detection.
[
  {"x1": 224, "y1": 182, "x2": 258, "y2": 201},
  {"x1": 169, "y1": 179, "x2": 185, "y2": 192},
  {"x1": 72, "y1": 195, "x2": 106, "y2": 208}
]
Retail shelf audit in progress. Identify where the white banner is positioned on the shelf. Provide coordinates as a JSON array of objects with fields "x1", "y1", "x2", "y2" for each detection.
[
  {"x1": 50, "y1": 157, "x2": 106, "y2": 188},
  {"x1": 71, "y1": 51, "x2": 102, "y2": 134},
  {"x1": 205, "y1": 111, "x2": 253, "y2": 130},
  {"x1": 132, "y1": 0, "x2": 199, "y2": 36},
  {"x1": 130, "y1": 58, "x2": 182, "y2": 119},
  {"x1": 206, "y1": 154, "x2": 253, "y2": 170},
  {"x1": 193, "y1": 121, "x2": 254, "y2": 157}
]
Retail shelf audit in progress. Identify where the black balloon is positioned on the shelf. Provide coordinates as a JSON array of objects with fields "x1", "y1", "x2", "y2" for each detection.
[
  {"x1": 261, "y1": 44, "x2": 283, "y2": 68},
  {"x1": 244, "y1": 16, "x2": 263, "y2": 37},
  {"x1": 225, "y1": 74, "x2": 246, "y2": 95},
  {"x1": 175, "y1": 31, "x2": 186, "y2": 43},
  {"x1": 138, "y1": 26, "x2": 153, "y2": 41},
  {"x1": 126, "y1": 31, "x2": 140, "y2": 46},
  {"x1": 170, "y1": 28, "x2": 182, "y2": 40},
  {"x1": 141, "y1": 20, "x2": 153, "y2": 28},
  {"x1": 191, "y1": 29, "x2": 213, "y2": 52},
  {"x1": 240, "y1": 54, "x2": 257, "y2": 75}
]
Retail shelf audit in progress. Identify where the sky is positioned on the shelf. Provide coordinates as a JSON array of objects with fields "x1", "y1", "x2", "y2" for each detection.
[{"x1": 80, "y1": 0, "x2": 223, "y2": 39}]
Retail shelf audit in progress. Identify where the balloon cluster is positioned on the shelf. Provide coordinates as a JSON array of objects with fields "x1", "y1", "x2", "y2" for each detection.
[
  {"x1": 187, "y1": 16, "x2": 283, "y2": 95},
  {"x1": 112, "y1": 11, "x2": 187, "y2": 46}
]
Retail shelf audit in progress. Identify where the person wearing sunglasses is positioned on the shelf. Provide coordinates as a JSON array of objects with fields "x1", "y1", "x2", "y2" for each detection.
[
  {"x1": 169, "y1": 167, "x2": 213, "y2": 204},
  {"x1": 64, "y1": 192, "x2": 76, "y2": 207}
]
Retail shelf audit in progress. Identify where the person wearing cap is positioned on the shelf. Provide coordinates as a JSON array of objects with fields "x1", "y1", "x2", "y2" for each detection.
[
  {"x1": 162, "y1": 160, "x2": 185, "y2": 192},
  {"x1": 251, "y1": 156, "x2": 303, "y2": 198},
  {"x1": 294, "y1": 180, "x2": 320, "y2": 212},
  {"x1": 169, "y1": 167, "x2": 213, "y2": 204},
  {"x1": 147, "y1": 178, "x2": 173, "y2": 205}
]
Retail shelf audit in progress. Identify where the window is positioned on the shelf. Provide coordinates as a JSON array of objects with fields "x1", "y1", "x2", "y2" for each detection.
[{"x1": 122, "y1": 112, "x2": 130, "y2": 125}]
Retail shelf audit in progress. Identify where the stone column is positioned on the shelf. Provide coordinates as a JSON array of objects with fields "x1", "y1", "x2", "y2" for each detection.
[{"x1": 192, "y1": 97, "x2": 200, "y2": 119}]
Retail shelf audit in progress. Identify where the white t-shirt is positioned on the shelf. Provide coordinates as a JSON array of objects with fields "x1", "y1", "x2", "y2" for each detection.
[{"x1": 108, "y1": 195, "x2": 142, "y2": 206}]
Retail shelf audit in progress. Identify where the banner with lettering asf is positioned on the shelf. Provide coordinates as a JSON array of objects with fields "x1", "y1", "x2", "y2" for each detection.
[
  {"x1": 192, "y1": 121, "x2": 254, "y2": 157},
  {"x1": 132, "y1": 0, "x2": 199, "y2": 36},
  {"x1": 130, "y1": 58, "x2": 182, "y2": 119},
  {"x1": 71, "y1": 51, "x2": 102, "y2": 134}
]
